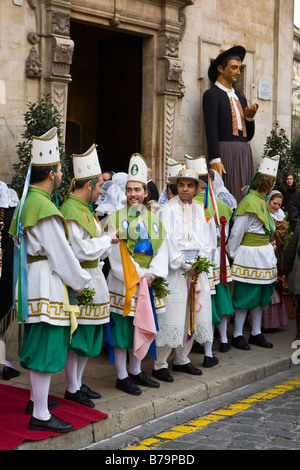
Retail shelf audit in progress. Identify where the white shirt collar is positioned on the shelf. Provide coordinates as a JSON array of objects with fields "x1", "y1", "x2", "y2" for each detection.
[{"x1": 215, "y1": 81, "x2": 238, "y2": 100}]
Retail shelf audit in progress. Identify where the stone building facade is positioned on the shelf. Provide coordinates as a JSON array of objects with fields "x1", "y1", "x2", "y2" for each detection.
[{"x1": 0, "y1": 0, "x2": 294, "y2": 190}]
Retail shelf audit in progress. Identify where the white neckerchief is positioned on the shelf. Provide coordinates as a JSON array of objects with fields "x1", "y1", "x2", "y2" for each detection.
[
  {"x1": 178, "y1": 197, "x2": 193, "y2": 241},
  {"x1": 215, "y1": 81, "x2": 242, "y2": 131}
]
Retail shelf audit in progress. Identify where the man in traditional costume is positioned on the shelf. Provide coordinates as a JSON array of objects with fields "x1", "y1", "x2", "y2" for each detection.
[
  {"x1": 152, "y1": 158, "x2": 216, "y2": 382},
  {"x1": 106, "y1": 153, "x2": 169, "y2": 395},
  {"x1": 189, "y1": 155, "x2": 234, "y2": 357},
  {"x1": 227, "y1": 155, "x2": 280, "y2": 350},
  {"x1": 9, "y1": 127, "x2": 91, "y2": 433},
  {"x1": 203, "y1": 45, "x2": 258, "y2": 203},
  {"x1": 60, "y1": 144, "x2": 119, "y2": 407}
]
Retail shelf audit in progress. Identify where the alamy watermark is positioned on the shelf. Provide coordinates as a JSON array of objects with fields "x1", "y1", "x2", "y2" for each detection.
[{"x1": 291, "y1": 340, "x2": 300, "y2": 364}]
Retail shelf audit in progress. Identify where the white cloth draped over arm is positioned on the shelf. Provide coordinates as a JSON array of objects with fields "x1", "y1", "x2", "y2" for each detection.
[{"x1": 26, "y1": 215, "x2": 91, "y2": 291}]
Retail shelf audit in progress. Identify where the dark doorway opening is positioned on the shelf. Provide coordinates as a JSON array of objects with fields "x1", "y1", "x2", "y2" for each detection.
[{"x1": 66, "y1": 21, "x2": 142, "y2": 174}]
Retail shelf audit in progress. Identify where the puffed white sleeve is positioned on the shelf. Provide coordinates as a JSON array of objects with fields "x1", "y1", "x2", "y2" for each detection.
[
  {"x1": 226, "y1": 214, "x2": 249, "y2": 260},
  {"x1": 67, "y1": 220, "x2": 111, "y2": 262},
  {"x1": 29, "y1": 216, "x2": 91, "y2": 291}
]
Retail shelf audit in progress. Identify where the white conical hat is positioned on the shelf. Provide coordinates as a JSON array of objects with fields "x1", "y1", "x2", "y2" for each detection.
[
  {"x1": 127, "y1": 153, "x2": 147, "y2": 185},
  {"x1": 167, "y1": 158, "x2": 186, "y2": 182},
  {"x1": 72, "y1": 144, "x2": 102, "y2": 180},
  {"x1": 168, "y1": 155, "x2": 201, "y2": 184},
  {"x1": 257, "y1": 155, "x2": 280, "y2": 178},
  {"x1": 31, "y1": 127, "x2": 60, "y2": 166},
  {"x1": 185, "y1": 154, "x2": 208, "y2": 175}
]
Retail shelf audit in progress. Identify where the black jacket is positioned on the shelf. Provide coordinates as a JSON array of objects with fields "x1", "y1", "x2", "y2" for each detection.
[{"x1": 203, "y1": 85, "x2": 255, "y2": 161}]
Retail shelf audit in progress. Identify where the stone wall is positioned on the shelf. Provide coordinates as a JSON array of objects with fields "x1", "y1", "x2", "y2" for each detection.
[{"x1": 0, "y1": 0, "x2": 294, "y2": 187}]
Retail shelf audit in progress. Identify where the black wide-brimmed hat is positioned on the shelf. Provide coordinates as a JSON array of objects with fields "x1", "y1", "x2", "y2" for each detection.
[{"x1": 208, "y1": 45, "x2": 246, "y2": 82}]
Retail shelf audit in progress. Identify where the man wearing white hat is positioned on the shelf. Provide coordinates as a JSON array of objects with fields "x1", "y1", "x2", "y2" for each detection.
[
  {"x1": 152, "y1": 158, "x2": 215, "y2": 382},
  {"x1": 227, "y1": 155, "x2": 280, "y2": 350},
  {"x1": 106, "y1": 153, "x2": 169, "y2": 395},
  {"x1": 60, "y1": 144, "x2": 119, "y2": 407},
  {"x1": 9, "y1": 127, "x2": 91, "y2": 433}
]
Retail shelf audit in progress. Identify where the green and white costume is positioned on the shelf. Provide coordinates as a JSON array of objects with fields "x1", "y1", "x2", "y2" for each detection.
[
  {"x1": 60, "y1": 193, "x2": 112, "y2": 357},
  {"x1": 227, "y1": 189, "x2": 277, "y2": 309},
  {"x1": 10, "y1": 186, "x2": 91, "y2": 372}
]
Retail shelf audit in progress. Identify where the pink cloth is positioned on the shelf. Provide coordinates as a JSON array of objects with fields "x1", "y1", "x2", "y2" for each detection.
[
  {"x1": 133, "y1": 277, "x2": 157, "y2": 360},
  {"x1": 187, "y1": 276, "x2": 202, "y2": 311}
]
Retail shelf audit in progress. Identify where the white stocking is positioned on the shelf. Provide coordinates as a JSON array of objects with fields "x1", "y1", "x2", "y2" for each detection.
[
  {"x1": 77, "y1": 356, "x2": 89, "y2": 389},
  {"x1": 114, "y1": 347, "x2": 128, "y2": 380},
  {"x1": 64, "y1": 350, "x2": 80, "y2": 393},
  {"x1": 128, "y1": 349, "x2": 141, "y2": 375},
  {"x1": 29, "y1": 370, "x2": 51, "y2": 421},
  {"x1": 217, "y1": 316, "x2": 229, "y2": 343},
  {"x1": 204, "y1": 340, "x2": 213, "y2": 358},
  {"x1": 250, "y1": 306, "x2": 262, "y2": 336},
  {"x1": 233, "y1": 309, "x2": 247, "y2": 338}
]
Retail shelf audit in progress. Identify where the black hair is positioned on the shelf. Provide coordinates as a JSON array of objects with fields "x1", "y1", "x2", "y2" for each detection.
[{"x1": 30, "y1": 164, "x2": 59, "y2": 184}]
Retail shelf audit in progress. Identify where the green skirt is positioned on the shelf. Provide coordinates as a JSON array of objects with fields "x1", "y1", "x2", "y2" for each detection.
[
  {"x1": 69, "y1": 324, "x2": 104, "y2": 357},
  {"x1": 232, "y1": 281, "x2": 274, "y2": 310},
  {"x1": 212, "y1": 284, "x2": 235, "y2": 325},
  {"x1": 111, "y1": 312, "x2": 134, "y2": 349},
  {"x1": 20, "y1": 322, "x2": 70, "y2": 373}
]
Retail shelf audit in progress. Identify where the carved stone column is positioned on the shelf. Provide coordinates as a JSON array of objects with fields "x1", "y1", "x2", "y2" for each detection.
[
  {"x1": 44, "y1": 10, "x2": 74, "y2": 139},
  {"x1": 156, "y1": 34, "x2": 186, "y2": 184},
  {"x1": 27, "y1": 1, "x2": 74, "y2": 138}
]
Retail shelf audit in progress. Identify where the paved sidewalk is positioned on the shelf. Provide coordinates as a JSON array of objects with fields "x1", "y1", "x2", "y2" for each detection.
[{"x1": 1, "y1": 319, "x2": 298, "y2": 450}]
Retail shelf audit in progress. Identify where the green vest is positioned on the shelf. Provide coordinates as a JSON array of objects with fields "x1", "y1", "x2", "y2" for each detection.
[
  {"x1": 60, "y1": 193, "x2": 99, "y2": 239},
  {"x1": 9, "y1": 186, "x2": 68, "y2": 237},
  {"x1": 106, "y1": 204, "x2": 166, "y2": 268},
  {"x1": 234, "y1": 189, "x2": 275, "y2": 233}
]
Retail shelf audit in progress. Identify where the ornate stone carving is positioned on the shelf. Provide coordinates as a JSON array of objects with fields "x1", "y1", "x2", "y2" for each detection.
[
  {"x1": 165, "y1": 37, "x2": 179, "y2": 58},
  {"x1": 51, "y1": 37, "x2": 74, "y2": 79},
  {"x1": 165, "y1": 98, "x2": 176, "y2": 160},
  {"x1": 165, "y1": 58, "x2": 185, "y2": 97},
  {"x1": 26, "y1": 47, "x2": 42, "y2": 78},
  {"x1": 51, "y1": 11, "x2": 70, "y2": 36}
]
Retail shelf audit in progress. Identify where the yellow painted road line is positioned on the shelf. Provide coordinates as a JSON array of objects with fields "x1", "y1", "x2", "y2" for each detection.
[{"x1": 125, "y1": 376, "x2": 300, "y2": 450}]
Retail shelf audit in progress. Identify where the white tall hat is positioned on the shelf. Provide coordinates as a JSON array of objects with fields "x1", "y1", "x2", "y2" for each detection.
[
  {"x1": 257, "y1": 155, "x2": 280, "y2": 178},
  {"x1": 31, "y1": 127, "x2": 60, "y2": 166},
  {"x1": 168, "y1": 155, "x2": 201, "y2": 184},
  {"x1": 72, "y1": 144, "x2": 102, "y2": 180},
  {"x1": 127, "y1": 153, "x2": 148, "y2": 185},
  {"x1": 185, "y1": 154, "x2": 208, "y2": 176},
  {"x1": 167, "y1": 158, "x2": 186, "y2": 182}
]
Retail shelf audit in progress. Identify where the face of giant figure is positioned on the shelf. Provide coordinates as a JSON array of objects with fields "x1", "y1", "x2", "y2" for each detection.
[{"x1": 217, "y1": 59, "x2": 242, "y2": 86}]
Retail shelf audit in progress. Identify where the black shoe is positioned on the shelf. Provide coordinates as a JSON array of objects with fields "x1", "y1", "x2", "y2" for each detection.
[
  {"x1": 203, "y1": 355, "x2": 219, "y2": 368},
  {"x1": 152, "y1": 368, "x2": 174, "y2": 383},
  {"x1": 248, "y1": 333, "x2": 273, "y2": 348},
  {"x1": 64, "y1": 389, "x2": 95, "y2": 408},
  {"x1": 116, "y1": 376, "x2": 142, "y2": 395},
  {"x1": 25, "y1": 398, "x2": 59, "y2": 415},
  {"x1": 129, "y1": 372, "x2": 160, "y2": 388},
  {"x1": 80, "y1": 384, "x2": 101, "y2": 399},
  {"x1": 219, "y1": 342, "x2": 231, "y2": 353},
  {"x1": 2, "y1": 366, "x2": 20, "y2": 380},
  {"x1": 28, "y1": 414, "x2": 73, "y2": 433},
  {"x1": 172, "y1": 362, "x2": 202, "y2": 375},
  {"x1": 191, "y1": 342, "x2": 204, "y2": 354},
  {"x1": 231, "y1": 335, "x2": 250, "y2": 350}
]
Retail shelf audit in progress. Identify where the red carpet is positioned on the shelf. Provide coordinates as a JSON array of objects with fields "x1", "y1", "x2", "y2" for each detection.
[{"x1": 0, "y1": 383, "x2": 108, "y2": 450}]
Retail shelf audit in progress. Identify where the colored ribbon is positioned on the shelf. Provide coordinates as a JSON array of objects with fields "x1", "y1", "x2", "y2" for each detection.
[
  {"x1": 12, "y1": 162, "x2": 33, "y2": 322},
  {"x1": 119, "y1": 240, "x2": 140, "y2": 316},
  {"x1": 219, "y1": 216, "x2": 227, "y2": 285},
  {"x1": 186, "y1": 276, "x2": 202, "y2": 341}
]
